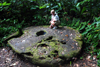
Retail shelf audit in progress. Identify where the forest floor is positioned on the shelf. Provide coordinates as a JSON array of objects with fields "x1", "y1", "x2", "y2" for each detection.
[{"x1": 0, "y1": 47, "x2": 98, "y2": 67}]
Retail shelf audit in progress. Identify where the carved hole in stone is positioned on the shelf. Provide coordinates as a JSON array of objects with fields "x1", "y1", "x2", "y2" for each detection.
[
  {"x1": 38, "y1": 44, "x2": 48, "y2": 47},
  {"x1": 48, "y1": 55, "x2": 51, "y2": 58},
  {"x1": 44, "y1": 51, "x2": 46, "y2": 53},
  {"x1": 52, "y1": 50, "x2": 58, "y2": 57},
  {"x1": 45, "y1": 36, "x2": 53, "y2": 40},
  {"x1": 60, "y1": 41, "x2": 66, "y2": 44},
  {"x1": 38, "y1": 40, "x2": 42, "y2": 43},
  {"x1": 36, "y1": 30, "x2": 46, "y2": 36},
  {"x1": 39, "y1": 57, "x2": 45, "y2": 59},
  {"x1": 22, "y1": 52, "x2": 33, "y2": 56}
]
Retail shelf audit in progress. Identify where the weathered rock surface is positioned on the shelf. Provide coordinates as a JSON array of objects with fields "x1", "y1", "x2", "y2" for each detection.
[{"x1": 8, "y1": 26, "x2": 82, "y2": 66}]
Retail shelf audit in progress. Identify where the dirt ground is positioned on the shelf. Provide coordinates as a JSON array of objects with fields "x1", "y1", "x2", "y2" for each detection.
[{"x1": 0, "y1": 47, "x2": 98, "y2": 67}]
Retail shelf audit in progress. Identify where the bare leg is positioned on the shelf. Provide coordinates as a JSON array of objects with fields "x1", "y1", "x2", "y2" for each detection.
[
  {"x1": 49, "y1": 24, "x2": 54, "y2": 28},
  {"x1": 49, "y1": 21, "x2": 55, "y2": 28}
]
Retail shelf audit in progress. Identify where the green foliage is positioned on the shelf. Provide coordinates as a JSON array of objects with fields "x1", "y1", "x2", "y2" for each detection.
[
  {"x1": 66, "y1": 17, "x2": 100, "y2": 66},
  {"x1": 0, "y1": 2, "x2": 11, "y2": 6},
  {"x1": 70, "y1": 61, "x2": 72, "y2": 66},
  {"x1": 97, "y1": 51, "x2": 100, "y2": 66},
  {"x1": 80, "y1": 56, "x2": 83, "y2": 60},
  {"x1": 0, "y1": 0, "x2": 49, "y2": 46}
]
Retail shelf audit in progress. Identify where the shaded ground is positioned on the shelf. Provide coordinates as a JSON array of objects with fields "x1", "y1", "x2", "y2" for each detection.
[{"x1": 0, "y1": 47, "x2": 98, "y2": 67}]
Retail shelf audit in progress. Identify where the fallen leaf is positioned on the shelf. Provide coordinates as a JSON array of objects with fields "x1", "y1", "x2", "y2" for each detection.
[
  {"x1": 72, "y1": 46, "x2": 74, "y2": 49},
  {"x1": 66, "y1": 40, "x2": 68, "y2": 41},
  {"x1": 62, "y1": 38, "x2": 64, "y2": 40},
  {"x1": 56, "y1": 55, "x2": 59, "y2": 58},
  {"x1": 65, "y1": 34, "x2": 68, "y2": 37},
  {"x1": 88, "y1": 23, "x2": 91, "y2": 25}
]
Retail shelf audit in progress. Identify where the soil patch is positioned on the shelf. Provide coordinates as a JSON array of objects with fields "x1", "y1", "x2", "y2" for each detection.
[{"x1": 0, "y1": 47, "x2": 98, "y2": 67}]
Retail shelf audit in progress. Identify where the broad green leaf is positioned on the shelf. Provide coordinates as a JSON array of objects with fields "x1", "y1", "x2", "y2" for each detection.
[
  {"x1": 86, "y1": 28, "x2": 92, "y2": 32},
  {"x1": 39, "y1": 3, "x2": 50, "y2": 9},
  {"x1": 95, "y1": 17, "x2": 100, "y2": 21},
  {"x1": 3, "y1": 2, "x2": 6, "y2": 6},
  {"x1": 63, "y1": 12, "x2": 67, "y2": 15},
  {"x1": 72, "y1": 27, "x2": 76, "y2": 29},
  {"x1": 51, "y1": 5, "x2": 59, "y2": 9},
  {"x1": 6, "y1": 19, "x2": 10, "y2": 22},
  {"x1": 82, "y1": 31, "x2": 88, "y2": 35},
  {"x1": 58, "y1": 3, "x2": 61, "y2": 7},
  {"x1": 96, "y1": 21, "x2": 100, "y2": 27},
  {"x1": 93, "y1": 42, "x2": 98, "y2": 47},
  {"x1": 70, "y1": 8, "x2": 78, "y2": 13},
  {"x1": 81, "y1": 7, "x2": 86, "y2": 14},
  {"x1": 75, "y1": 20, "x2": 80, "y2": 27},
  {"x1": 94, "y1": 34, "x2": 99, "y2": 38},
  {"x1": 76, "y1": 3, "x2": 80, "y2": 11},
  {"x1": 0, "y1": 3, "x2": 2, "y2": 6},
  {"x1": 88, "y1": 34, "x2": 92, "y2": 40},
  {"x1": 5, "y1": 3, "x2": 11, "y2": 5},
  {"x1": 99, "y1": 34, "x2": 100, "y2": 40},
  {"x1": 0, "y1": 28, "x2": 3, "y2": 30},
  {"x1": 71, "y1": 22, "x2": 75, "y2": 27},
  {"x1": 79, "y1": 24, "x2": 86, "y2": 30},
  {"x1": 32, "y1": 20, "x2": 37, "y2": 22},
  {"x1": 31, "y1": 7, "x2": 36, "y2": 10},
  {"x1": 32, "y1": 0, "x2": 36, "y2": 1},
  {"x1": 1, "y1": 2, "x2": 11, "y2": 6},
  {"x1": 76, "y1": 24, "x2": 81, "y2": 30}
]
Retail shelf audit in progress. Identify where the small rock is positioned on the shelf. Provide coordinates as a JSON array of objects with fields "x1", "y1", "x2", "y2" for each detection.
[
  {"x1": 22, "y1": 40, "x2": 25, "y2": 42},
  {"x1": 6, "y1": 58, "x2": 12, "y2": 62},
  {"x1": 74, "y1": 64, "x2": 79, "y2": 67},
  {"x1": 76, "y1": 43, "x2": 78, "y2": 46},
  {"x1": 70, "y1": 33, "x2": 72, "y2": 36},
  {"x1": 93, "y1": 55, "x2": 97, "y2": 60},
  {"x1": 86, "y1": 55, "x2": 91, "y2": 61},
  {"x1": 10, "y1": 61, "x2": 19, "y2": 66}
]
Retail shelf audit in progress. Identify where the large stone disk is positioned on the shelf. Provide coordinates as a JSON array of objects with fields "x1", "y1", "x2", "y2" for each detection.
[{"x1": 8, "y1": 26, "x2": 82, "y2": 66}]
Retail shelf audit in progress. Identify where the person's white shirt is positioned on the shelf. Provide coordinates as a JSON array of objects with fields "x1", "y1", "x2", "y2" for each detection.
[{"x1": 51, "y1": 12, "x2": 59, "y2": 22}]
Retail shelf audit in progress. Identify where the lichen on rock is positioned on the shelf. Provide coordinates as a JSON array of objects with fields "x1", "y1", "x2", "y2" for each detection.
[{"x1": 8, "y1": 26, "x2": 82, "y2": 66}]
